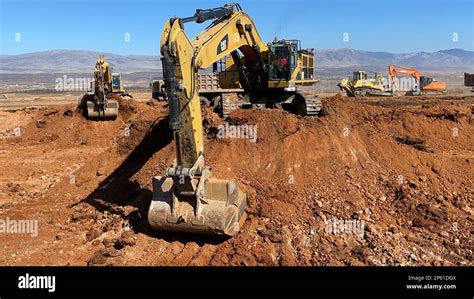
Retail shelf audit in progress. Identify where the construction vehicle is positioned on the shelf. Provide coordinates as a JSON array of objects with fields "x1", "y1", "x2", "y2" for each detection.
[
  {"x1": 153, "y1": 47, "x2": 321, "y2": 117},
  {"x1": 464, "y1": 73, "x2": 474, "y2": 92},
  {"x1": 338, "y1": 71, "x2": 391, "y2": 97},
  {"x1": 79, "y1": 56, "x2": 131, "y2": 119},
  {"x1": 388, "y1": 64, "x2": 447, "y2": 95},
  {"x1": 149, "y1": 3, "x2": 324, "y2": 236},
  {"x1": 197, "y1": 38, "x2": 321, "y2": 117},
  {"x1": 150, "y1": 13, "x2": 321, "y2": 117}
]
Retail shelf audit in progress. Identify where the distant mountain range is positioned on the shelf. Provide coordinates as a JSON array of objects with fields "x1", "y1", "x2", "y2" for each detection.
[
  {"x1": 315, "y1": 48, "x2": 474, "y2": 70},
  {"x1": 0, "y1": 48, "x2": 473, "y2": 74},
  {"x1": 0, "y1": 50, "x2": 162, "y2": 74}
]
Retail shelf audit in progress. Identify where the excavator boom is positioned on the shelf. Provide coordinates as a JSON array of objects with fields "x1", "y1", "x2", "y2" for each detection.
[
  {"x1": 389, "y1": 64, "x2": 446, "y2": 94},
  {"x1": 148, "y1": 3, "x2": 249, "y2": 236},
  {"x1": 388, "y1": 64, "x2": 420, "y2": 92},
  {"x1": 389, "y1": 64, "x2": 421, "y2": 81},
  {"x1": 150, "y1": 3, "x2": 322, "y2": 117}
]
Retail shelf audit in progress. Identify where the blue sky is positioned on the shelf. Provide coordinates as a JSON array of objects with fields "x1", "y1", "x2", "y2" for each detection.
[{"x1": 0, "y1": 0, "x2": 472, "y2": 55}]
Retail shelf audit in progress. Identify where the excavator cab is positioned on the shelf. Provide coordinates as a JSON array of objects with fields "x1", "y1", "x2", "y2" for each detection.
[
  {"x1": 419, "y1": 76, "x2": 446, "y2": 93},
  {"x1": 111, "y1": 73, "x2": 124, "y2": 93},
  {"x1": 420, "y1": 76, "x2": 433, "y2": 89},
  {"x1": 268, "y1": 40, "x2": 296, "y2": 81},
  {"x1": 267, "y1": 39, "x2": 317, "y2": 88}
]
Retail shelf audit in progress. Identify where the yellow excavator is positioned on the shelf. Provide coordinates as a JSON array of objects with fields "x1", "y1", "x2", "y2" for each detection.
[
  {"x1": 197, "y1": 38, "x2": 321, "y2": 118},
  {"x1": 150, "y1": 5, "x2": 322, "y2": 117},
  {"x1": 79, "y1": 56, "x2": 131, "y2": 119},
  {"x1": 149, "y1": 3, "x2": 321, "y2": 236}
]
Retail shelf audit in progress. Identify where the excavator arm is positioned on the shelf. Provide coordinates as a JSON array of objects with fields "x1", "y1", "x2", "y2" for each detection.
[
  {"x1": 388, "y1": 64, "x2": 421, "y2": 90},
  {"x1": 149, "y1": 3, "x2": 256, "y2": 236},
  {"x1": 160, "y1": 3, "x2": 269, "y2": 168},
  {"x1": 388, "y1": 64, "x2": 446, "y2": 94}
]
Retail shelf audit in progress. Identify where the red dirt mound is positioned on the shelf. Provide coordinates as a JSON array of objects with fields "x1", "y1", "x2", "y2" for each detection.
[{"x1": 0, "y1": 94, "x2": 472, "y2": 266}]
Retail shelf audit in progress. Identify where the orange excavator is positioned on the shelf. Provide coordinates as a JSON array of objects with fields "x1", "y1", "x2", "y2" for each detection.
[{"x1": 388, "y1": 64, "x2": 447, "y2": 95}]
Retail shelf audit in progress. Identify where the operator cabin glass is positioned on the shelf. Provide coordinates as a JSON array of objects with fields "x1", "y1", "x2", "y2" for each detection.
[
  {"x1": 353, "y1": 71, "x2": 367, "y2": 81},
  {"x1": 112, "y1": 75, "x2": 121, "y2": 90},
  {"x1": 270, "y1": 45, "x2": 291, "y2": 80},
  {"x1": 353, "y1": 72, "x2": 359, "y2": 81}
]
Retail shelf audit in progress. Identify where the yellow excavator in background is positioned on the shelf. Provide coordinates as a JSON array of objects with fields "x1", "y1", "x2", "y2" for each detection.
[
  {"x1": 148, "y1": 3, "x2": 322, "y2": 236},
  {"x1": 338, "y1": 71, "x2": 391, "y2": 97},
  {"x1": 79, "y1": 56, "x2": 131, "y2": 119}
]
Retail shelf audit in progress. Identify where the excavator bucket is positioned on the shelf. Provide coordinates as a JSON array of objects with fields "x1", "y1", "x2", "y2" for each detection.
[
  {"x1": 148, "y1": 172, "x2": 247, "y2": 236},
  {"x1": 86, "y1": 100, "x2": 119, "y2": 119}
]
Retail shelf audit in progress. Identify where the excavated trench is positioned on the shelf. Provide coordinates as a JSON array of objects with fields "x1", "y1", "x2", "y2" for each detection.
[{"x1": 0, "y1": 94, "x2": 473, "y2": 266}]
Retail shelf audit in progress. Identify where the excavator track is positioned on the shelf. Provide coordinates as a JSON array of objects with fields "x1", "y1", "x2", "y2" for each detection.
[
  {"x1": 297, "y1": 92, "x2": 323, "y2": 116},
  {"x1": 221, "y1": 91, "x2": 324, "y2": 117},
  {"x1": 303, "y1": 95, "x2": 323, "y2": 116}
]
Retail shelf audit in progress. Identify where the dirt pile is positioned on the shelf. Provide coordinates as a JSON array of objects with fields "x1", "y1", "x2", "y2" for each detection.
[
  {"x1": 0, "y1": 94, "x2": 473, "y2": 266},
  {"x1": 14, "y1": 97, "x2": 158, "y2": 147}
]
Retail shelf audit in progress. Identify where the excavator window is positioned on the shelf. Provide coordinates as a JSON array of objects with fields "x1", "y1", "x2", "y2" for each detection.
[
  {"x1": 420, "y1": 76, "x2": 433, "y2": 88},
  {"x1": 112, "y1": 74, "x2": 121, "y2": 91},
  {"x1": 269, "y1": 45, "x2": 291, "y2": 80},
  {"x1": 353, "y1": 71, "x2": 367, "y2": 81}
]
